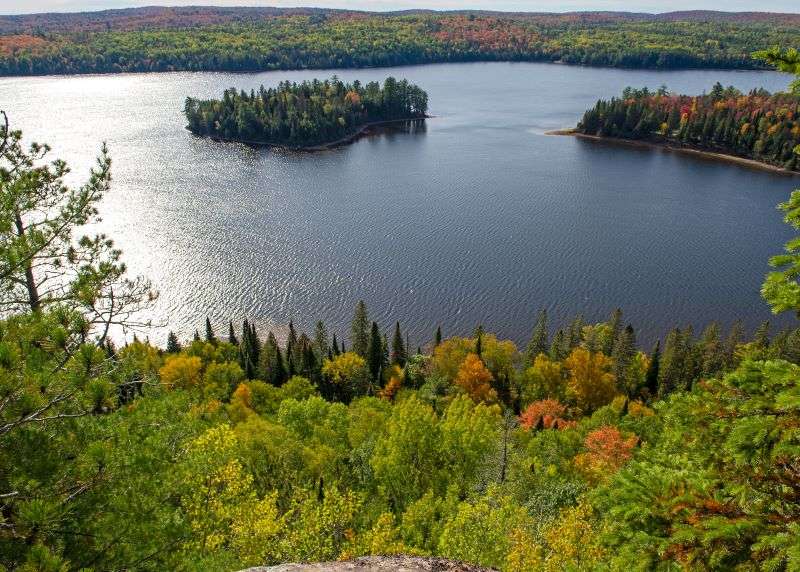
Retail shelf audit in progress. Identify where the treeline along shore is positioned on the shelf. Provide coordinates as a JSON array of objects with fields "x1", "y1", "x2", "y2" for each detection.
[{"x1": 550, "y1": 82, "x2": 800, "y2": 174}]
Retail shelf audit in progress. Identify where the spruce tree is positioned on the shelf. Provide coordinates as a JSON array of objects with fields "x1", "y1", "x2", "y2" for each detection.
[
  {"x1": 228, "y1": 321, "x2": 238, "y2": 346},
  {"x1": 314, "y1": 321, "x2": 329, "y2": 361},
  {"x1": 262, "y1": 332, "x2": 287, "y2": 386},
  {"x1": 525, "y1": 309, "x2": 549, "y2": 365},
  {"x1": 166, "y1": 331, "x2": 181, "y2": 353},
  {"x1": 754, "y1": 321, "x2": 771, "y2": 349},
  {"x1": 603, "y1": 308, "x2": 623, "y2": 355},
  {"x1": 645, "y1": 340, "x2": 661, "y2": 398},
  {"x1": 700, "y1": 322, "x2": 723, "y2": 377},
  {"x1": 723, "y1": 320, "x2": 744, "y2": 369},
  {"x1": 567, "y1": 314, "x2": 585, "y2": 349},
  {"x1": 351, "y1": 300, "x2": 370, "y2": 357},
  {"x1": 193, "y1": 329, "x2": 201, "y2": 342},
  {"x1": 391, "y1": 321, "x2": 407, "y2": 366},
  {"x1": 658, "y1": 328, "x2": 682, "y2": 397},
  {"x1": 331, "y1": 333, "x2": 340, "y2": 356},
  {"x1": 205, "y1": 317, "x2": 216, "y2": 344},
  {"x1": 612, "y1": 324, "x2": 636, "y2": 394},
  {"x1": 434, "y1": 325, "x2": 442, "y2": 347},
  {"x1": 367, "y1": 322, "x2": 383, "y2": 383},
  {"x1": 475, "y1": 324, "x2": 485, "y2": 358},
  {"x1": 549, "y1": 329, "x2": 568, "y2": 361}
]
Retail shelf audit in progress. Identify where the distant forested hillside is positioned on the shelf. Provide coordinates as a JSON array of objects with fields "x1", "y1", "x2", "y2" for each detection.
[
  {"x1": 1, "y1": 8, "x2": 800, "y2": 76},
  {"x1": 575, "y1": 83, "x2": 800, "y2": 171}
]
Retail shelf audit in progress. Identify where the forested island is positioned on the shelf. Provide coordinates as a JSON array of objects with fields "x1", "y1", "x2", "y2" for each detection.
[
  {"x1": 570, "y1": 73, "x2": 800, "y2": 172},
  {"x1": 185, "y1": 77, "x2": 428, "y2": 149},
  {"x1": 2, "y1": 7, "x2": 800, "y2": 76}
]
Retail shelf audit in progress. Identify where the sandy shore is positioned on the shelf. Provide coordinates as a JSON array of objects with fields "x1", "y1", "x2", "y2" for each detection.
[{"x1": 546, "y1": 129, "x2": 800, "y2": 177}]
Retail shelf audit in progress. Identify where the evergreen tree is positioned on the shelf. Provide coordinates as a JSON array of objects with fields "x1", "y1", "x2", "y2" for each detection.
[
  {"x1": 228, "y1": 321, "x2": 238, "y2": 346},
  {"x1": 205, "y1": 317, "x2": 216, "y2": 344},
  {"x1": 331, "y1": 333, "x2": 340, "y2": 356},
  {"x1": 658, "y1": 328, "x2": 682, "y2": 397},
  {"x1": 193, "y1": 329, "x2": 201, "y2": 342},
  {"x1": 603, "y1": 308, "x2": 623, "y2": 355},
  {"x1": 166, "y1": 331, "x2": 181, "y2": 353},
  {"x1": 700, "y1": 322, "x2": 723, "y2": 377},
  {"x1": 434, "y1": 325, "x2": 442, "y2": 347},
  {"x1": 612, "y1": 324, "x2": 636, "y2": 394},
  {"x1": 549, "y1": 329, "x2": 568, "y2": 361},
  {"x1": 645, "y1": 340, "x2": 661, "y2": 398},
  {"x1": 754, "y1": 320, "x2": 771, "y2": 349},
  {"x1": 567, "y1": 314, "x2": 585, "y2": 349},
  {"x1": 351, "y1": 300, "x2": 370, "y2": 357},
  {"x1": 723, "y1": 320, "x2": 744, "y2": 369},
  {"x1": 260, "y1": 332, "x2": 287, "y2": 386},
  {"x1": 367, "y1": 321, "x2": 383, "y2": 383},
  {"x1": 314, "y1": 321, "x2": 329, "y2": 360},
  {"x1": 475, "y1": 324, "x2": 485, "y2": 358},
  {"x1": 525, "y1": 309, "x2": 549, "y2": 365},
  {"x1": 391, "y1": 321, "x2": 407, "y2": 366}
]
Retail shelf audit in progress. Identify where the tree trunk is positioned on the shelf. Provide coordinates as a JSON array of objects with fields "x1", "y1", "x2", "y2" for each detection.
[{"x1": 14, "y1": 211, "x2": 40, "y2": 312}]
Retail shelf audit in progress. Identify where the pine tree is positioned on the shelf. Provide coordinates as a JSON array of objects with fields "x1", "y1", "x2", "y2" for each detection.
[
  {"x1": 228, "y1": 321, "x2": 238, "y2": 346},
  {"x1": 193, "y1": 329, "x2": 201, "y2": 342},
  {"x1": 434, "y1": 325, "x2": 442, "y2": 347},
  {"x1": 612, "y1": 324, "x2": 636, "y2": 395},
  {"x1": 261, "y1": 332, "x2": 287, "y2": 386},
  {"x1": 314, "y1": 321, "x2": 329, "y2": 361},
  {"x1": 754, "y1": 321, "x2": 771, "y2": 349},
  {"x1": 331, "y1": 333, "x2": 340, "y2": 356},
  {"x1": 367, "y1": 321, "x2": 383, "y2": 383},
  {"x1": 567, "y1": 314, "x2": 585, "y2": 349},
  {"x1": 475, "y1": 324, "x2": 485, "y2": 358},
  {"x1": 351, "y1": 300, "x2": 370, "y2": 357},
  {"x1": 525, "y1": 309, "x2": 549, "y2": 365},
  {"x1": 603, "y1": 308, "x2": 623, "y2": 355},
  {"x1": 550, "y1": 329, "x2": 568, "y2": 361},
  {"x1": 658, "y1": 328, "x2": 682, "y2": 397},
  {"x1": 700, "y1": 322, "x2": 723, "y2": 377},
  {"x1": 297, "y1": 333, "x2": 316, "y2": 379},
  {"x1": 166, "y1": 331, "x2": 181, "y2": 353},
  {"x1": 645, "y1": 340, "x2": 660, "y2": 398},
  {"x1": 286, "y1": 321, "x2": 299, "y2": 377},
  {"x1": 391, "y1": 321, "x2": 407, "y2": 366},
  {"x1": 723, "y1": 320, "x2": 744, "y2": 369},
  {"x1": 205, "y1": 317, "x2": 216, "y2": 344}
]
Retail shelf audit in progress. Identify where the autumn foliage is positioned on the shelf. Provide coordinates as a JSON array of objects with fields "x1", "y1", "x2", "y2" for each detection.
[
  {"x1": 518, "y1": 399, "x2": 573, "y2": 431},
  {"x1": 564, "y1": 348, "x2": 617, "y2": 413},
  {"x1": 455, "y1": 353, "x2": 498, "y2": 404}
]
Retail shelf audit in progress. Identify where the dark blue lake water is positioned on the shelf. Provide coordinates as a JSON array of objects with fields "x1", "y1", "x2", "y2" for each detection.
[{"x1": 2, "y1": 62, "x2": 797, "y2": 346}]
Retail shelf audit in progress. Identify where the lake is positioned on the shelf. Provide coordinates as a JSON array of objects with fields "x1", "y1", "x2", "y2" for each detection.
[{"x1": 1, "y1": 62, "x2": 797, "y2": 347}]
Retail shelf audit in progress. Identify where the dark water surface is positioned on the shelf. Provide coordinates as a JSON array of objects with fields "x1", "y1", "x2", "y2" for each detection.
[{"x1": 1, "y1": 62, "x2": 797, "y2": 346}]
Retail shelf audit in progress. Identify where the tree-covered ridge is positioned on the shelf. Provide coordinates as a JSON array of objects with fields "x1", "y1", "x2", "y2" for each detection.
[
  {"x1": 184, "y1": 77, "x2": 428, "y2": 148},
  {"x1": 576, "y1": 84, "x2": 800, "y2": 171},
  {"x1": 2, "y1": 10, "x2": 800, "y2": 76}
]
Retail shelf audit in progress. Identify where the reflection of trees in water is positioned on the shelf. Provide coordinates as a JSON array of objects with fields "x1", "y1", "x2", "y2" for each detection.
[{"x1": 374, "y1": 119, "x2": 428, "y2": 144}]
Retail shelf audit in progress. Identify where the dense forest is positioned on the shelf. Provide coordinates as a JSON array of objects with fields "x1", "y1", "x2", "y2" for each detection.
[
  {"x1": 185, "y1": 77, "x2": 428, "y2": 148},
  {"x1": 3, "y1": 41, "x2": 800, "y2": 572},
  {"x1": 2, "y1": 8, "x2": 800, "y2": 76},
  {"x1": 3, "y1": 105, "x2": 800, "y2": 570},
  {"x1": 575, "y1": 78, "x2": 800, "y2": 171}
]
